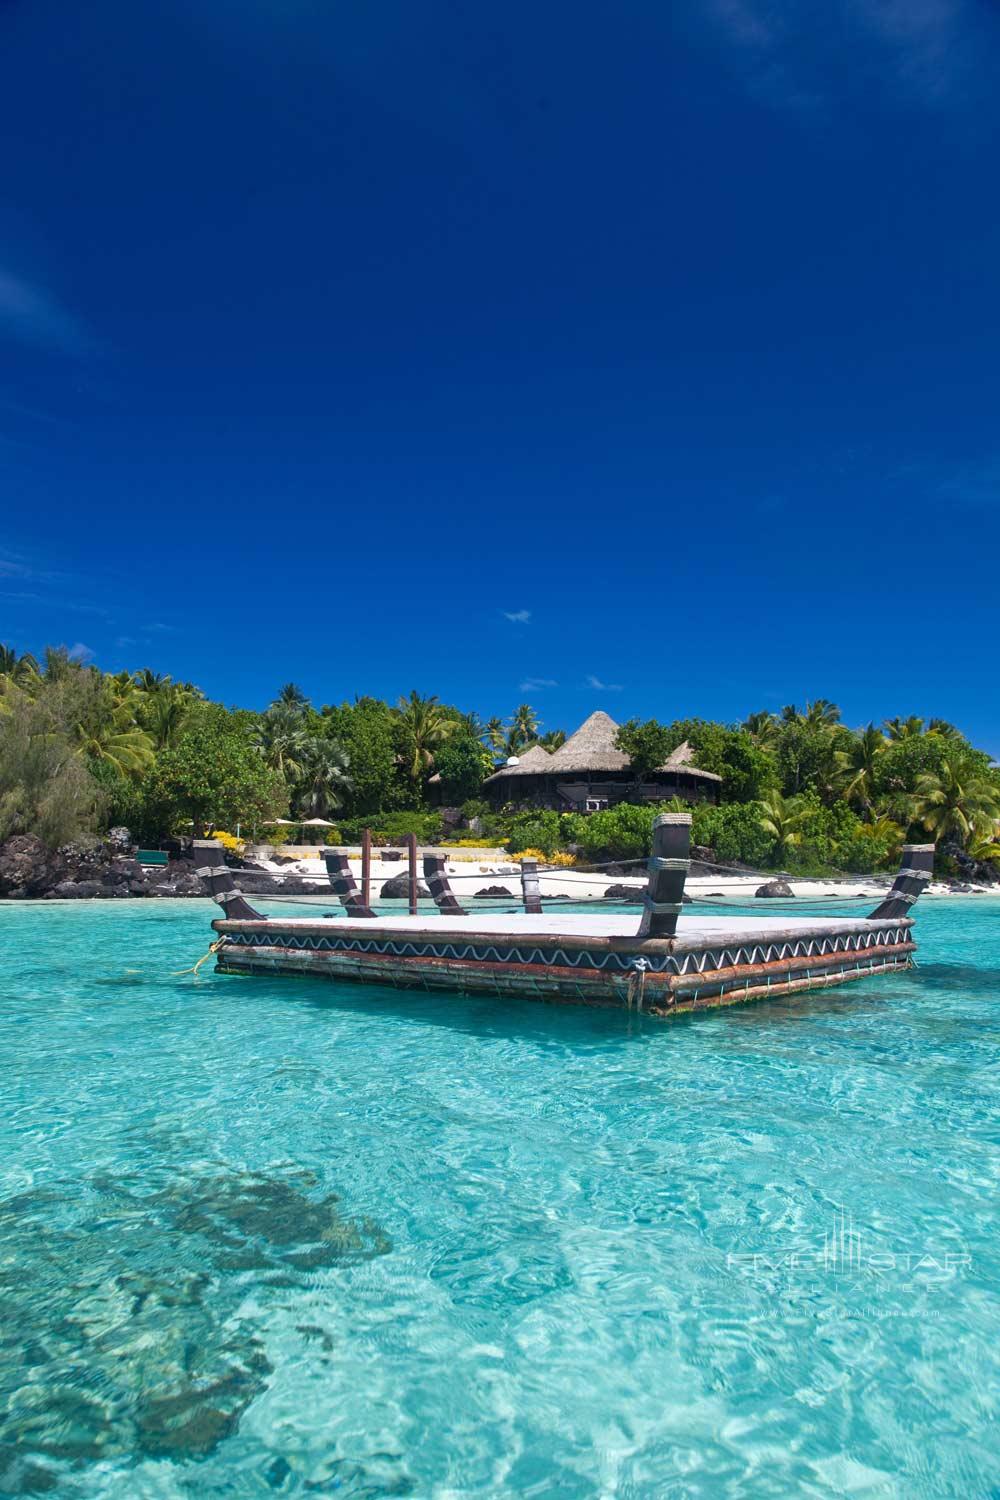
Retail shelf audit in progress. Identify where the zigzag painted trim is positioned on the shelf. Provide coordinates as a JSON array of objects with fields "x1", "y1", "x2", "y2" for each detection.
[
  {"x1": 223, "y1": 926, "x2": 910, "y2": 975},
  {"x1": 672, "y1": 928, "x2": 909, "y2": 974}
]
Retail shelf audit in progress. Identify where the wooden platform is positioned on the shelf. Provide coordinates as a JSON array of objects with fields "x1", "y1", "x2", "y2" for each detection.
[
  {"x1": 209, "y1": 909, "x2": 916, "y2": 1015},
  {"x1": 194, "y1": 821, "x2": 932, "y2": 1018}
]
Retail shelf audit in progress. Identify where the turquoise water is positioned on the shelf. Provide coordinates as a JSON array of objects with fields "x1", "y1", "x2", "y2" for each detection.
[{"x1": 2, "y1": 897, "x2": 1000, "y2": 1498}]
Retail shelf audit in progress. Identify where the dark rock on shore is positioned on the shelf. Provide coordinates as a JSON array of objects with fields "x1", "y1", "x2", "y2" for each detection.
[
  {"x1": 0, "y1": 834, "x2": 67, "y2": 898},
  {"x1": 380, "y1": 873, "x2": 430, "y2": 899},
  {"x1": 755, "y1": 879, "x2": 794, "y2": 898},
  {"x1": 0, "y1": 828, "x2": 345, "y2": 900},
  {"x1": 475, "y1": 885, "x2": 513, "y2": 897},
  {"x1": 940, "y1": 838, "x2": 999, "y2": 886},
  {"x1": 603, "y1": 884, "x2": 643, "y2": 901}
]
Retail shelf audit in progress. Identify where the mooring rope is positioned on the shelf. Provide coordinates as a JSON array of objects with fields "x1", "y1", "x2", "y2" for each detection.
[{"x1": 172, "y1": 939, "x2": 222, "y2": 977}]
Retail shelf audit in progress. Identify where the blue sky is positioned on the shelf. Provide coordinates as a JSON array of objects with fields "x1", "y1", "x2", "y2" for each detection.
[{"x1": 3, "y1": 1, "x2": 1000, "y2": 747}]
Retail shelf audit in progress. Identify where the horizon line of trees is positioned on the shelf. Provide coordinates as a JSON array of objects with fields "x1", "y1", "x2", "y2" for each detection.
[{"x1": 2, "y1": 645, "x2": 998, "y2": 875}]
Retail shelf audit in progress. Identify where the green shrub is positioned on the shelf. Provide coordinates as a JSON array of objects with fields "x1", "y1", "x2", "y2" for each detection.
[
  {"x1": 504, "y1": 810, "x2": 567, "y2": 859},
  {"x1": 691, "y1": 802, "x2": 775, "y2": 867},
  {"x1": 335, "y1": 811, "x2": 444, "y2": 845},
  {"x1": 432, "y1": 736, "x2": 492, "y2": 802},
  {"x1": 566, "y1": 803, "x2": 660, "y2": 862}
]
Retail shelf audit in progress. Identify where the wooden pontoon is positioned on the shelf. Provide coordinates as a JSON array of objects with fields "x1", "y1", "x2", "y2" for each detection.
[{"x1": 193, "y1": 817, "x2": 932, "y2": 1018}]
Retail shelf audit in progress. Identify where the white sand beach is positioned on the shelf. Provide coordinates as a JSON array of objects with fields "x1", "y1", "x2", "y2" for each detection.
[{"x1": 245, "y1": 852, "x2": 992, "y2": 902}]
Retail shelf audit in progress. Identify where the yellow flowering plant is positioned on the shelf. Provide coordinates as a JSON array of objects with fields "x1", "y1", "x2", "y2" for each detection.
[
  {"x1": 209, "y1": 830, "x2": 246, "y2": 855},
  {"x1": 509, "y1": 848, "x2": 577, "y2": 867}
]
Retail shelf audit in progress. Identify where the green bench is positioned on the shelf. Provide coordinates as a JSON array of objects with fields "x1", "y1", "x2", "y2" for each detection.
[{"x1": 136, "y1": 849, "x2": 169, "y2": 867}]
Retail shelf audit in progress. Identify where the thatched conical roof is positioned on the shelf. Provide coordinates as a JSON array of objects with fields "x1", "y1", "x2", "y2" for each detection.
[
  {"x1": 545, "y1": 711, "x2": 628, "y2": 772},
  {"x1": 483, "y1": 712, "x2": 722, "y2": 783},
  {"x1": 482, "y1": 743, "x2": 555, "y2": 783}
]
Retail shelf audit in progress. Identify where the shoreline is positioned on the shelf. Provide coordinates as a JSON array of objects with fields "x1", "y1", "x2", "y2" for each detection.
[{"x1": 3, "y1": 838, "x2": 995, "y2": 904}]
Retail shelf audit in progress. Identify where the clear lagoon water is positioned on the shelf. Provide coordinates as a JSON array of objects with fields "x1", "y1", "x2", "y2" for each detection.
[{"x1": 2, "y1": 895, "x2": 1000, "y2": 1498}]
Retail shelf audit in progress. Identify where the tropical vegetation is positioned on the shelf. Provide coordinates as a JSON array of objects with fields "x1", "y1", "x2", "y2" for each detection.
[{"x1": 1, "y1": 640, "x2": 998, "y2": 877}]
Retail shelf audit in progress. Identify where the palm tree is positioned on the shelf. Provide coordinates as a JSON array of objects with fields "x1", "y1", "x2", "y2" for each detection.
[
  {"x1": 256, "y1": 703, "x2": 310, "y2": 778},
  {"x1": 757, "y1": 790, "x2": 805, "y2": 862},
  {"x1": 780, "y1": 700, "x2": 840, "y2": 728},
  {"x1": 296, "y1": 740, "x2": 352, "y2": 819},
  {"x1": 72, "y1": 712, "x2": 155, "y2": 777},
  {"x1": 133, "y1": 668, "x2": 171, "y2": 694},
  {"x1": 42, "y1": 646, "x2": 79, "y2": 683},
  {"x1": 450, "y1": 710, "x2": 483, "y2": 739},
  {"x1": 0, "y1": 646, "x2": 40, "y2": 709},
  {"x1": 484, "y1": 717, "x2": 506, "y2": 754},
  {"x1": 862, "y1": 813, "x2": 905, "y2": 861},
  {"x1": 912, "y1": 760, "x2": 1000, "y2": 845},
  {"x1": 927, "y1": 718, "x2": 960, "y2": 740},
  {"x1": 0, "y1": 644, "x2": 40, "y2": 687},
  {"x1": 275, "y1": 682, "x2": 308, "y2": 710},
  {"x1": 506, "y1": 704, "x2": 540, "y2": 755},
  {"x1": 835, "y1": 724, "x2": 886, "y2": 815},
  {"x1": 537, "y1": 729, "x2": 566, "y2": 752},
  {"x1": 744, "y1": 710, "x2": 779, "y2": 748},
  {"x1": 884, "y1": 715, "x2": 925, "y2": 740},
  {"x1": 966, "y1": 829, "x2": 1000, "y2": 870},
  {"x1": 394, "y1": 691, "x2": 456, "y2": 782},
  {"x1": 805, "y1": 699, "x2": 841, "y2": 727},
  {"x1": 141, "y1": 685, "x2": 193, "y2": 750}
]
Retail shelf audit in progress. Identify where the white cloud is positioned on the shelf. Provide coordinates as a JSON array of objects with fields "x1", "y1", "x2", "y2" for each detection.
[
  {"x1": 503, "y1": 609, "x2": 532, "y2": 624},
  {"x1": 586, "y1": 674, "x2": 623, "y2": 692},
  {"x1": 702, "y1": 0, "x2": 978, "y2": 112},
  {"x1": 0, "y1": 589, "x2": 111, "y2": 618},
  {"x1": 0, "y1": 551, "x2": 39, "y2": 581},
  {"x1": 520, "y1": 677, "x2": 558, "y2": 691},
  {"x1": 0, "y1": 267, "x2": 92, "y2": 355},
  {"x1": 67, "y1": 642, "x2": 94, "y2": 663}
]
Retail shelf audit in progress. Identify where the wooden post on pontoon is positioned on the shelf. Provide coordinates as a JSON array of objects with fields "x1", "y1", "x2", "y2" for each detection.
[
  {"x1": 521, "y1": 858, "x2": 543, "y2": 915},
  {"x1": 406, "y1": 833, "x2": 418, "y2": 915},
  {"x1": 192, "y1": 838, "x2": 266, "y2": 921},
  {"x1": 868, "y1": 844, "x2": 935, "y2": 920},
  {"x1": 323, "y1": 850, "x2": 376, "y2": 918},
  {"x1": 423, "y1": 854, "x2": 467, "y2": 915},
  {"x1": 637, "y1": 813, "x2": 691, "y2": 939},
  {"x1": 361, "y1": 827, "x2": 372, "y2": 910}
]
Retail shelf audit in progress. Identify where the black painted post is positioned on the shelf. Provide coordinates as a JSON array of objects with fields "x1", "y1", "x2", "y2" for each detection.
[
  {"x1": 406, "y1": 833, "x2": 418, "y2": 915},
  {"x1": 323, "y1": 850, "x2": 376, "y2": 918},
  {"x1": 868, "y1": 844, "x2": 935, "y2": 920},
  {"x1": 192, "y1": 838, "x2": 265, "y2": 920},
  {"x1": 636, "y1": 813, "x2": 691, "y2": 939},
  {"x1": 423, "y1": 854, "x2": 467, "y2": 915},
  {"x1": 521, "y1": 858, "x2": 543, "y2": 915},
  {"x1": 361, "y1": 827, "x2": 372, "y2": 910}
]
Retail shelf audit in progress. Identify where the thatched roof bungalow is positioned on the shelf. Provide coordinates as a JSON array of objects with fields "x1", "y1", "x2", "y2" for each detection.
[{"x1": 482, "y1": 711, "x2": 721, "y2": 812}]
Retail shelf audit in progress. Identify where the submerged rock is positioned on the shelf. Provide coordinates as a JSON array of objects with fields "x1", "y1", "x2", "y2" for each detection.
[{"x1": 0, "y1": 1162, "x2": 390, "y2": 1485}]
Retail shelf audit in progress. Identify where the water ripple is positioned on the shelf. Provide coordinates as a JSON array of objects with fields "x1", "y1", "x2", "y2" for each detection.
[{"x1": 1, "y1": 897, "x2": 1000, "y2": 1496}]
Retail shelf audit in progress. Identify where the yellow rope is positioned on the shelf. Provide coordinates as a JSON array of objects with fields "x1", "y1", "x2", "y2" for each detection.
[{"x1": 172, "y1": 940, "x2": 222, "y2": 978}]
